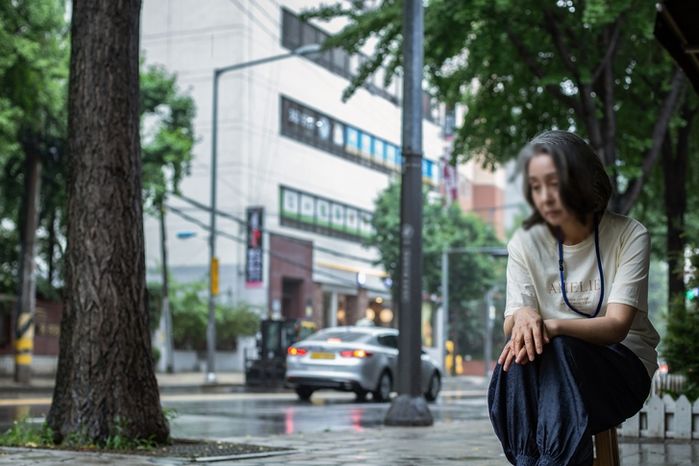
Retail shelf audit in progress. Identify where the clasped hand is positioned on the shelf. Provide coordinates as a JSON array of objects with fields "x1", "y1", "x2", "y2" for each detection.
[{"x1": 498, "y1": 307, "x2": 551, "y2": 372}]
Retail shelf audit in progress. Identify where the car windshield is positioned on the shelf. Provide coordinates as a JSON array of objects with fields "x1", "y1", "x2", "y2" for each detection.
[{"x1": 306, "y1": 330, "x2": 369, "y2": 343}]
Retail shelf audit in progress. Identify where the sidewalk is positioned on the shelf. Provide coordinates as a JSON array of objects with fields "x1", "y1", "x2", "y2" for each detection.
[
  {"x1": 1, "y1": 418, "x2": 697, "y2": 465},
  {"x1": 1, "y1": 375, "x2": 695, "y2": 465}
]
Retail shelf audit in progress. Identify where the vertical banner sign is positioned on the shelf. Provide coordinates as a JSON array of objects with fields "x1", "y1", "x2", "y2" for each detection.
[
  {"x1": 245, "y1": 207, "x2": 264, "y2": 288},
  {"x1": 441, "y1": 154, "x2": 458, "y2": 205}
]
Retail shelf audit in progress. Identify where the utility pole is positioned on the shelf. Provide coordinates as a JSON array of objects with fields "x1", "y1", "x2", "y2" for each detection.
[
  {"x1": 206, "y1": 63, "x2": 221, "y2": 385},
  {"x1": 159, "y1": 203, "x2": 174, "y2": 373},
  {"x1": 205, "y1": 44, "x2": 321, "y2": 384},
  {"x1": 440, "y1": 248, "x2": 449, "y2": 373},
  {"x1": 385, "y1": 0, "x2": 432, "y2": 427},
  {"x1": 484, "y1": 286, "x2": 497, "y2": 378},
  {"x1": 14, "y1": 151, "x2": 42, "y2": 383}
]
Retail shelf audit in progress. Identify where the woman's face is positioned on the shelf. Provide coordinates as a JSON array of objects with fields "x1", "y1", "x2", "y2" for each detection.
[{"x1": 527, "y1": 153, "x2": 575, "y2": 227}]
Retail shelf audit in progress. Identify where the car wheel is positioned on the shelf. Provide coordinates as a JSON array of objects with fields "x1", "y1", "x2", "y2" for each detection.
[
  {"x1": 295, "y1": 386, "x2": 314, "y2": 401},
  {"x1": 424, "y1": 372, "x2": 441, "y2": 402},
  {"x1": 373, "y1": 371, "x2": 392, "y2": 402},
  {"x1": 354, "y1": 389, "x2": 368, "y2": 402}
]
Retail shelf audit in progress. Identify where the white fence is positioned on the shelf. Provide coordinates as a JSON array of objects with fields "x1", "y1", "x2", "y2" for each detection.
[
  {"x1": 621, "y1": 394, "x2": 699, "y2": 439},
  {"x1": 650, "y1": 373, "x2": 686, "y2": 397}
]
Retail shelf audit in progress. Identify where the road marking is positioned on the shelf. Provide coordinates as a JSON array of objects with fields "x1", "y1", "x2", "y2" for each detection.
[
  {"x1": 0, "y1": 392, "x2": 355, "y2": 407},
  {"x1": 0, "y1": 397, "x2": 51, "y2": 407}
]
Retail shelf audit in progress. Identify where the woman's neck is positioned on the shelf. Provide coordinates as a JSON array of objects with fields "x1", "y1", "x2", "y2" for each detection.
[{"x1": 559, "y1": 215, "x2": 594, "y2": 245}]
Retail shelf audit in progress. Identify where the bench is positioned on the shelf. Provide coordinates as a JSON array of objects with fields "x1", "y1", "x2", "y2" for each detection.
[{"x1": 593, "y1": 428, "x2": 619, "y2": 466}]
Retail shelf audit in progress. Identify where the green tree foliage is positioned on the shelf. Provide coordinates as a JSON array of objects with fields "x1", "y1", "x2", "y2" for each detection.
[
  {"x1": 166, "y1": 281, "x2": 260, "y2": 351},
  {"x1": 140, "y1": 64, "x2": 196, "y2": 212},
  {"x1": 368, "y1": 181, "x2": 504, "y2": 355},
  {"x1": 306, "y1": 0, "x2": 699, "y2": 362},
  {"x1": 304, "y1": 0, "x2": 684, "y2": 213},
  {"x1": 663, "y1": 253, "x2": 699, "y2": 399},
  {"x1": 0, "y1": 0, "x2": 68, "y2": 294},
  {"x1": 0, "y1": 57, "x2": 196, "y2": 295}
]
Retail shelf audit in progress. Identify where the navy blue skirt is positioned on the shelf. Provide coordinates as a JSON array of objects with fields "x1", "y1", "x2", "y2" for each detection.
[{"x1": 487, "y1": 335, "x2": 651, "y2": 466}]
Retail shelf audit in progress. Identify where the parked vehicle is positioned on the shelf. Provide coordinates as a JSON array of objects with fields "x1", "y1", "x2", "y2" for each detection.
[{"x1": 285, "y1": 326, "x2": 442, "y2": 402}]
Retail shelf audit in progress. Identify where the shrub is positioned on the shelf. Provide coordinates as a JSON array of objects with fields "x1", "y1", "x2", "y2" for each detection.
[
  {"x1": 664, "y1": 252, "x2": 699, "y2": 389},
  {"x1": 166, "y1": 281, "x2": 260, "y2": 351}
]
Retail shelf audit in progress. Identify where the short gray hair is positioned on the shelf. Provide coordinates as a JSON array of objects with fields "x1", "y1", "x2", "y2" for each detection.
[{"x1": 520, "y1": 130, "x2": 612, "y2": 229}]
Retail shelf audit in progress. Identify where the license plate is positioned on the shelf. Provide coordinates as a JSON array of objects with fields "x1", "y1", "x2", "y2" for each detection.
[{"x1": 310, "y1": 352, "x2": 335, "y2": 360}]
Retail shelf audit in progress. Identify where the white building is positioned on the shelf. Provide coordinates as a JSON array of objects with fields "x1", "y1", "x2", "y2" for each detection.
[{"x1": 140, "y1": 0, "x2": 445, "y2": 330}]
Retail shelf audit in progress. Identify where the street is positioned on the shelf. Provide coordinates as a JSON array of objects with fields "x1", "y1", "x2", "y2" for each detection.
[
  {"x1": 2, "y1": 383, "x2": 699, "y2": 465},
  {"x1": 0, "y1": 387, "x2": 489, "y2": 439}
]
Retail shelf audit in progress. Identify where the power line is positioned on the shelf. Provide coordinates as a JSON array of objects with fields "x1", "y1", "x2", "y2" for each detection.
[
  {"x1": 249, "y1": 0, "x2": 279, "y2": 27},
  {"x1": 172, "y1": 193, "x2": 379, "y2": 265},
  {"x1": 228, "y1": 0, "x2": 279, "y2": 43},
  {"x1": 166, "y1": 204, "x2": 388, "y2": 294}
]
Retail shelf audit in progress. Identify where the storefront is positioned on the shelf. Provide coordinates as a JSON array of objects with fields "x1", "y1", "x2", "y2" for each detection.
[{"x1": 313, "y1": 261, "x2": 393, "y2": 329}]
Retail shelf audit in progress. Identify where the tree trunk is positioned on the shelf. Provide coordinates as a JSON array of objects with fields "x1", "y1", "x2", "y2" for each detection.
[
  {"x1": 46, "y1": 0, "x2": 169, "y2": 444},
  {"x1": 14, "y1": 149, "x2": 42, "y2": 383},
  {"x1": 663, "y1": 100, "x2": 696, "y2": 316},
  {"x1": 46, "y1": 208, "x2": 56, "y2": 287},
  {"x1": 662, "y1": 135, "x2": 685, "y2": 314}
]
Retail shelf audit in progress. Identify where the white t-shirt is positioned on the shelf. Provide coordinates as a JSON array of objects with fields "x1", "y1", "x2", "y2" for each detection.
[{"x1": 505, "y1": 211, "x2": 660, "y2": 377}]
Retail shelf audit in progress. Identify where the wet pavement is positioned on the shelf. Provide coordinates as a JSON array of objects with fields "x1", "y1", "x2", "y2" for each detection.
[
  {"x1": 0, "y1": 388, "x2": 488, "y2": 438},
  {"x1": 1, "y1": 374, "x2": 698, "y2": 465},
  {"x1": 2, "y1": 418, "x2": 698, "y2": 465},
  {"x1": 0, "y1": 374, "x2": 488, "y2": 437},
  {"x1": 167, "y1": 390, "x2": 488, "y2": 438}
]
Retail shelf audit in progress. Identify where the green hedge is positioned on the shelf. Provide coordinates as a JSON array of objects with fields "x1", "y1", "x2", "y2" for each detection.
[{"x1": 149, "y1": 281, "x2": 260, "y2": 351}]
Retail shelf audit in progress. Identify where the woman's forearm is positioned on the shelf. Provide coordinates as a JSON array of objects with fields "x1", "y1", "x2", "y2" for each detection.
[
  {"x1": 504, "y1": 316, "x2": 513, "y2": 337},
  {"x1": 546, "y1": 316, "x2": 629, "y2": 346}
]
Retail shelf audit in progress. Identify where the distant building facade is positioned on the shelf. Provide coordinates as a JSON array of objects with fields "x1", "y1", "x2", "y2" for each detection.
[
  {"x1": 140, "y1": 0, "x2": 513, "y2": 334},
  {"x1": 141, "y1": 0, "x2": 446, "y2": 332}
]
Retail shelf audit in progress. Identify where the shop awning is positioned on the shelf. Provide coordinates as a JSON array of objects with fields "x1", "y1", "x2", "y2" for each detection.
[
  {"x1": 655, "y1": 1, "x2": 699, "y2": 94},
  {"x1": 313, "y1": 260, "x2": 391, "y2": 298}
]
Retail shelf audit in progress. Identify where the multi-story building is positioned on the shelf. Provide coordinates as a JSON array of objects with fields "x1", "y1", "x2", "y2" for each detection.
[{"x1": 141, "y1": 0, "x2": 444, "y2": 332}]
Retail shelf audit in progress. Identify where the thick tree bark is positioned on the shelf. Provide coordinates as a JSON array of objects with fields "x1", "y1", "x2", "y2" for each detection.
[
  {"x1": 46, "y1": 0, "x2": 169, "y2": 443},
  {"x1": 662, "y1": 135, "x2": 685, "y2": 313},
  {"x1": 619, "y1": 69, "x2": 686, "y2": 214}
]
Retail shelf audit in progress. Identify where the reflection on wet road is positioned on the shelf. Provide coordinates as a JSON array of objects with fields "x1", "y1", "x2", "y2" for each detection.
[
  {"x1": 0, "y1": 389, "x2": 488, "y2": 439},
  {"x1": 167, "y1": 390, "x2": 488, "y2": 439}
]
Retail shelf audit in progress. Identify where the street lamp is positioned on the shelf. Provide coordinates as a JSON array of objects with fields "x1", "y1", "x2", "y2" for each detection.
[{"x1": 206, "y1": 43, "x2": 321, "y2": 383}]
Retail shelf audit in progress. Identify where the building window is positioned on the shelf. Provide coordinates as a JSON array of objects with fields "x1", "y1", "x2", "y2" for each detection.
[
  {"x1": 332, "y1": 48, "x2": 350, "y2": 77},
  {"x1": 280, "y1": 186, "x2": 374, "y2": 243},
  {"x1": 385, "y1": 143, "x2": 400, "y2": 168},
  {"x1": 360, "y1": 132, "x2": 373, "y2": 160},
  {"x1": 281, "y1": 7, "x2": 401, "y2": 106},
  {"x1": 281, "y1": 8, "x2": 443, "y2": 120},
  {"x1": 422, "y1": 91, "x2": 440, "y2": 124},
  {"x1": 280, "y1": 95, "x2": 438, "y2": 185},
  {"x1": 281, "y1": 9, "x2": 301, "y2": 50}
]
